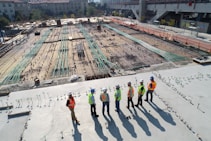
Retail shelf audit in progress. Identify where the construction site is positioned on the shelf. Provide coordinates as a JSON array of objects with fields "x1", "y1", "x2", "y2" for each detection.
[
  {"x1": 1, "y1": 17, "x2": 211, "y2": 141},
  {"x1": 0, "y1": 17, "x2": 211, "y2": 90}
]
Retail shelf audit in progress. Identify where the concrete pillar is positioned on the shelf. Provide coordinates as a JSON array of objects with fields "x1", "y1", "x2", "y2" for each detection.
[
  {"x1": 139, "y1": 0, "x2": 146, "y2": 22},
  {"x1": 180, "y1": 13, "x2": 184, "y2": 28}
]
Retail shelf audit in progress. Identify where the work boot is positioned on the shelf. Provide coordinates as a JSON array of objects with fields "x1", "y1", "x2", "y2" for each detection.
[
  {"x1": 115, "y1": 109, "x2": 119, "y2": 113},
  {"x1": 95, "y1": 114, "x2": 99, "y2": 118}
]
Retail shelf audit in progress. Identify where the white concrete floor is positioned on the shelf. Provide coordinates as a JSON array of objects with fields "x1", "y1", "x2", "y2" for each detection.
[{"x1": 0, "y1": 63, "x2": 211, "y2": 141}]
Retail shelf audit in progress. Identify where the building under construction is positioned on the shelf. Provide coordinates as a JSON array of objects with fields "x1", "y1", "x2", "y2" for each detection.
[{"x1": 0, "y1": 17, "x2": 210, "y2": 89}]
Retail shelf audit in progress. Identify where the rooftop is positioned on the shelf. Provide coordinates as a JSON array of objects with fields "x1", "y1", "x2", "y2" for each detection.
[{"x1": 0, "y1": 63, "x2": 211, "y2": 141}]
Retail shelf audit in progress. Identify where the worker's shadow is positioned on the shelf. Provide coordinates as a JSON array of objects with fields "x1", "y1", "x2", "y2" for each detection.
[
  {"x1": 103, "y1": 114, "x2": 123, "y2": 140},
  {"x1": 149, "y1": 102, "x2": 176, "y2": 126},
  {"x1": 139, "y1": 106, "x2": 165, "y2": 132},
  {"x1": 118, "y1": 110, "x2": 137, "y2": 138},
  {"x1": 92, "y1": 116, "x2": 108, "y2": 141},
  {"x1": 130, "y1": 108, "x2": 151, "y2": 136},
  {"x1": 72, "y1": 122, "x2": 81, "y2": 141}
]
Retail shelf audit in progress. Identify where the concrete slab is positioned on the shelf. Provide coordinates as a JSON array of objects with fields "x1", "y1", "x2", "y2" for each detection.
[
  {"x1": 0, "y1": 63, "x2": 211, "y2": 141},
  {"x1": 193, "y1": 56, "x2": 211, "y2": 64}
]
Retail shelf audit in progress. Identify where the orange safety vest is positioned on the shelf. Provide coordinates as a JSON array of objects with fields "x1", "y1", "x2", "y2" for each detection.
[
  {"x1": 101, "y1": 93, "x2": 108, "y2": 102},
  {"x1": 102, "y1": 94, "x2": 106, "y2": 101},
  {"x1": 148, "y1": 81, "x2": 156, "y2": 90},
  {"x1": 128, "y1": 86, "x2": 134, "y2": 97},
  {"x1": 68, "y1": 98, "x2": 75, "y2": 109}
]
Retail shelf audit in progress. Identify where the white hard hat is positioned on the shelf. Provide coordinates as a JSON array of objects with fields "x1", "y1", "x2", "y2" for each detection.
[
  {"x1": 102, "y1": 88, "x2": 107, "y2": 93},
  {"x1": 140, "y1": 79, "x2": 144, "y2": 83}
]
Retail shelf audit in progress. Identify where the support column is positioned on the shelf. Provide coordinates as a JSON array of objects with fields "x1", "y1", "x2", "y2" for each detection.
[{"x1": 138, "y1": 0, "x2": 146, "y2": 22}]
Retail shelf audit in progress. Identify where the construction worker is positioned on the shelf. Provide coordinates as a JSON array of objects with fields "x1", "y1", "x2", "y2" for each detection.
[
  {"x1": 88, "y1": 88, "x2": 99, "y2": 117},
  {"x1": 135, "y1": 79, "x2": 145, "y2": 107},
  {"x1": 114, "y1": 85, "x2": 121, "y2": 113},
  {"x1": 66, "y1": 92, "x2": 80, "y2": 125},
  {"x1": 100, "y1": 88, "x2": 110, "y2": 115},
  {"x1": 145, "y1": 76, "x2": 157, "y2": 102},
  {"x1": 127, "y1": 82, "x2": 134, "y2": 109},
  {"x1": 34, "y1": 77, "x2": 40, "y2": 87}
]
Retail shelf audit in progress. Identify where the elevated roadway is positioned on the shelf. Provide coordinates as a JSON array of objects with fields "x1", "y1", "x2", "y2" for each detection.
[{"x1": 107, "y1": 0, "x2": 211, "y2": 23}]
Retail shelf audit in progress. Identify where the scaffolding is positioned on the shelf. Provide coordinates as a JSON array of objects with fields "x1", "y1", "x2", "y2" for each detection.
[
  {"x1": 104, "y1": 24, "x2": 187, "y2": 62},
  {"x1": 0, "y1": 29, "x2": 51, "y2": 85},
  {"x1": 78, "y1": 24, "x2": 120, "y2": 74},
  {"x1": 52, "y1": 26, "x2": 70, "y2": 77}
]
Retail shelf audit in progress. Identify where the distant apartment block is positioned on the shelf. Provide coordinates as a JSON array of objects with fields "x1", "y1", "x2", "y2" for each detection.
[
  {"x1": 0, "y1": 0, "x2": 88, "y2": 21},
  {"x1": 0, "y1": 0, "x2": 15, "y2": 21},
  {"x1": 29, "y1": 0, "x2": 87, "y2": 16}
]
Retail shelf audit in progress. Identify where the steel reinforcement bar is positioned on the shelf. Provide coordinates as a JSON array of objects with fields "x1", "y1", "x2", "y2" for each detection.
[
  {"x1": 104, "y1": 24, "x2": 187, "y2": 62},
  {"x1": 78, "y1": 24, "x2": 120, "y2": 74},
  {"x1": 0, "y1": 29, "x2": 51, "y2": 85},
  {"x1": 52, "y1": 26, "x2": 69, "y2": 77}
]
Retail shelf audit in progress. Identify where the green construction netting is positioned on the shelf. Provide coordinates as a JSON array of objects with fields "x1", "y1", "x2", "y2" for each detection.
[
  {"x1": 0, "y1": 29, "x2": 51, "y2": 85},
  {"x1": 52, "y1": 26, "x2": 70, "y2": 77},
  {"x1": 79, "y1": 24, "x2": 120, "y2": 73}
]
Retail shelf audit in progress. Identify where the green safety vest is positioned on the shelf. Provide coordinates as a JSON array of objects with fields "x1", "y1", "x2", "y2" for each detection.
[
  {"x1": 138, "y1": 84, "x2": 145, "y2": 95},
  {"x1": 114, "y1": 89, "x2": 121, "y2": 101},
  {"x1": 88, "y1": 93, "x2": 95, "y2": 104}
]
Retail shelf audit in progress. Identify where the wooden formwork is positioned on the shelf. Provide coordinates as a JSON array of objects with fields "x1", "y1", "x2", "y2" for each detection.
[
  {"x1": 71, "y1": 26, "x2": 100, "y2": 77},
  {"x1": 0, "y1": 30, "x2": 42, "y2": 83},
  {"x1": 106, "y1": 22, "x2": 204, "y2": 63},
  {"x1": 18, "y1": 28, "x2": 60, "y2": 82},
  {"x1": 1, "y1": 19, "x2": 210, "y2": 86},
  {"x1": 94, "y1": 24, "x2": 166, "y2": 69}
]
